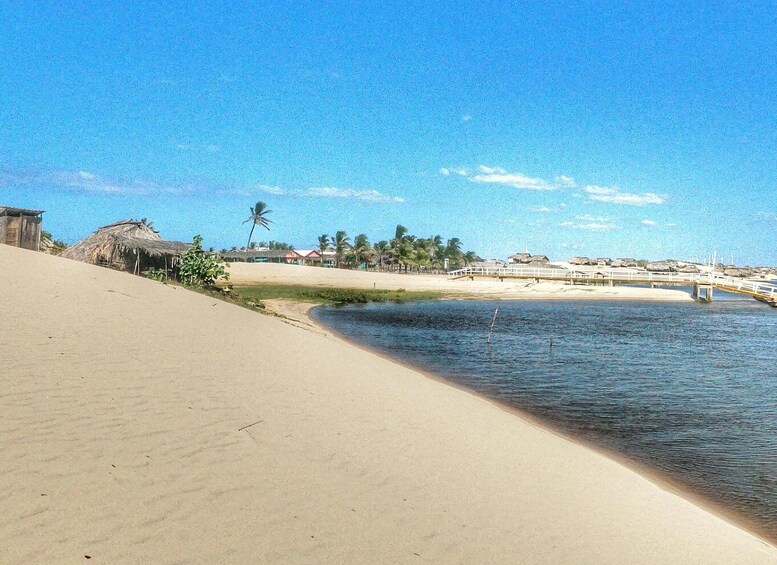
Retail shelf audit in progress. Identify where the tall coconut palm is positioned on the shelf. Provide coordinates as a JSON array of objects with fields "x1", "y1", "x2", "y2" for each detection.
[
  {"x1": 396, "y1": 237, "x2": 415, "y2": 273},
  {"x1": 373, "y1": 240, "x2": 390, "y2": 271},
  {"x1": 445, "y1": 237, "x2": 463, "y2": 268},
  {"x1": 243, "y1": 201, "x2": 273, "y2": 248},
  {"x1": 464, "y1": 251, "x2": 480, "y2": 266},
  {"x1": 350, "y1": 234, "x2": 371, "y2": 269},
  {"x1": 391, "y1": 225, "x2": 410, "y2": 272},
  {"x1": 317, "y1": 234, "x2": 330, "y2": 267},
  {"x1": 333, "y1": 230, "x2": 350, "y2": 268}
]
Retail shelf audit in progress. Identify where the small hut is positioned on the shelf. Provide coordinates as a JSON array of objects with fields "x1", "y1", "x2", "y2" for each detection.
[
  {"x1": 0, "y1": 206, "x2": 44, "y2": 250},
  {"x1": 61, "y1": 219, "x2": 190, "y2": 275}
]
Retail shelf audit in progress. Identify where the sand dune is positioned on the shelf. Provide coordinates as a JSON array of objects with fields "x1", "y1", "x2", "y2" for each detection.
[
  {"x1": 1, "y1": 244, "x2": 774, "y2": 564},
  {"x1": 227, "y1": 262, "x2": 695, "y2": 301}
]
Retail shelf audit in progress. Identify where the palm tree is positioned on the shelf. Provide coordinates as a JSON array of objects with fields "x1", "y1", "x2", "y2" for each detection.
[
  {"x1": 243, "y1": 201, "x2": 273, "y2": 248},
  {"x1": 333, "y1": 230, "x2": 350, "y2": 268},
  {"x1": 445, "y1": 237, "x2": 463, "y2": 269},
  {"x1": 464, "y1": 251, "x2": 480, "y2": 266},
  {"x1": 318, "y1": 234, "x2": 330, "y2": 267},
  {"x1": 350, "y1": 234, "x2": 371, "y2": 269},
  {"x1": 373, "y1": 240, "x2": 390, "y2": 271},
  {"x1": 391, "y1": 225, "x2": 409, "y2": 272},
  {"x1": 396, "y1": 237, "x2": 415, "y2": 273}
]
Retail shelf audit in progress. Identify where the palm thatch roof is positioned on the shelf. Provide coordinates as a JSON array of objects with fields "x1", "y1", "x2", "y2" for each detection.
[{"x1": 61, "y1": 219, "x2": 189, "y2": 271}]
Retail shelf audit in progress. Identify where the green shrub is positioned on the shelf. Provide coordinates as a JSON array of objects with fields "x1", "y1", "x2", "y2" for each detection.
[
  {"x1": 178, "y1": 235, "x2": 230, "y2": 289},
  {"x1": 145, "y1": 267, "x2": 167, "y2": 282}
]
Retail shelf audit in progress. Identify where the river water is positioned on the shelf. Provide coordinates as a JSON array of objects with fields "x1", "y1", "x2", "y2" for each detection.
[{"x1": 313, "y1": 296, "x2": 777, "y2": 539}]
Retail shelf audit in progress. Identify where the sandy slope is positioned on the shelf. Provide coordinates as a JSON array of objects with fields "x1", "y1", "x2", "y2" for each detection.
[
  {"x1": 226, "y1": 262, "x2": 695, "y2": 301},
  {"x1": 1, "y1": 244, "x2": 774, "y2": 564}
]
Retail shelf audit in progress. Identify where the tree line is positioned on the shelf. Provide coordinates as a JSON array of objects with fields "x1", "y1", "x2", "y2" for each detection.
[
  {"x1": 240, "y1": 200, "x2": 482, "y2": 272},
  {"x1": 317, "y1": 225, "x2": 481, "y2": 273}
]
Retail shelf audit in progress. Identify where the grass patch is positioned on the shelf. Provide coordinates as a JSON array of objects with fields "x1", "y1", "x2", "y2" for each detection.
[{"x1": 231, "y1": 284, "x2": 442, "y2": 305}]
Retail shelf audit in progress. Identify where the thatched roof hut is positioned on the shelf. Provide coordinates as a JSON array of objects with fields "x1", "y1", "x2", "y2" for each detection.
[{"x1": 61, "y1": 219, "x2": 189, "y2": 274}]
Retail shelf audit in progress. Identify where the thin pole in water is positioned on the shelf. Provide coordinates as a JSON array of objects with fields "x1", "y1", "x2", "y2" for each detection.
[{"x1": 487, "y1": 307, "x2": 499, "y2": 345}]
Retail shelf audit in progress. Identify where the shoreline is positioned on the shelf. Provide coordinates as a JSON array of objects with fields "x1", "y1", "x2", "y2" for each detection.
[
  {"x1": 265, "y1": 298, "x2": 777, "y2": 547},
  {"x1": 4, "y1": 245, "x2": 777, "y2": 563},
  {"x1": 227, "y1": 262, "x2": 696, "y2": 302}
]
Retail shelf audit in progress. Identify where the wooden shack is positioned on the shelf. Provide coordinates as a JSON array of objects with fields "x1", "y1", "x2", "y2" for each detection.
[{"x1": 0, "y1": 206, "x2": 44, "y2": 251}]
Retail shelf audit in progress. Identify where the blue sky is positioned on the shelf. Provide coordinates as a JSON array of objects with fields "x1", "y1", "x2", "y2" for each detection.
[{"x1": 1, "y1": 1, "x2": 776, "y2": 264}]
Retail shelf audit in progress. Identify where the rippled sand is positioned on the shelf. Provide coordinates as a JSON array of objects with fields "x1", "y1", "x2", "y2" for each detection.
[{"x1": 1, "y1": 245, "x2": 774, "y2": 564}]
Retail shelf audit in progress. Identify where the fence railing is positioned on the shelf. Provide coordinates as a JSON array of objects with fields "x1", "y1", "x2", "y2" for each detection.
[{"x1": 448, "y1": 266, "x2": 777, "y2": 299}]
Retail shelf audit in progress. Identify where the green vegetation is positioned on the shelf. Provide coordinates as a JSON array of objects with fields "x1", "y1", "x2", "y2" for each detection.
[
  {"x1": 40, "y1": 230, "x2": 68, "y2": 255},
  {"x1": 243, "y1": 200, "x2": 273, "y2": 248},
  {"x1": 316, "y1": 224, "x2": 482, "y2": 273},
  {"x1": 231, "y1": 284, "x2": 441, "y2": 305},
  {"x1": 145, "y1": 267, "x2": 167, "y2": 282},
  {"x1": 178, "y1": 235, "x2": 230, "y2": 289}
]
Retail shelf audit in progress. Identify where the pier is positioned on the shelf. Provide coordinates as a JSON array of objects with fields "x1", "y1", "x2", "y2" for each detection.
[{"x1": 448, "y1": 266, "x2": 777, "y2": 307}]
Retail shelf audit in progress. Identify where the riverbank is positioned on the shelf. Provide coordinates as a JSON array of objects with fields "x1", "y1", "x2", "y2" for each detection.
[
  {"x1": 2, "y1": 244, "x2": 774, "y2": 563},
  {"x1": 227, "y1": 262, "x2": 695, "y2": 301}
]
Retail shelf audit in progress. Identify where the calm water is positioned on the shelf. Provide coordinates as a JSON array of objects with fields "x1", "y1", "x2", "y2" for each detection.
[{"x1": 313, "y1": 297, "x2": 777, "y2": 538}]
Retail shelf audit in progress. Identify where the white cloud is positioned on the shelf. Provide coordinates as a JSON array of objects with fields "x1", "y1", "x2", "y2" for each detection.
[
  {"x1": 560, "y1": 214, "x2": 619, "y2": 231},
  {"x1": 472, "y1": 166, "x2": 553, "y2": 190},
  {"x1": 255, "y1": 184, "x2": 404, "y2": 203},
  {"x1": 439, "y1": 167, "x2": 469, "y2": 177},
  {"x1": 51, "y1": 170, "x2": 125, "y2": 193},
  {"x1": 555, "y1": 175, "x2": 577, "y2": 188},
  {"x1": 461, "y1": 114, "x2": 472, "y2": 122},
  {"x1": 258, "y1": 184, "x2": 287, "y2": 195},
  {"x1": 529, "y1": 204, "x2": 568, "y2": 214},
  {"x1": 577, "y1": 213, "x2": 610, "y2": 222},
  {"x1": 641, "y1": 219, "x2": 657, "y2": 226},
  {"x1": 477, "y1": 165, "x2": 506, "y2": 175},
  {"x1": 584, "y1": 185, "x2": 666, "y2": 206},
  {"x1": 756, "y1": 211, "x2": 776, "y2": 221},
  {"x1": 0, "y1": 168, "x2": 199, "y2": 196},
  {"x1": 439, "y1": 164, "x2": 575, "y2": 191},
  {"x1": 307, "y1": 187, "x2": 404, "y2": 203}
]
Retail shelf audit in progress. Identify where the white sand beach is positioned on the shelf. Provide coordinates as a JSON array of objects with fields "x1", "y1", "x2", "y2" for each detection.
[
  {"x1": 227, "y1": 262, "x2": 695, "y2": 301},
  {"x1": 2, "y1": 244, "x2": 775, "y2": 564}
]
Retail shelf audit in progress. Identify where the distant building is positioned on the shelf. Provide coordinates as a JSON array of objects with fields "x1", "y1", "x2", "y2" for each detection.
[
  {"x1": 0, "y1": 206, "x2": 44, "y2": 251},
  {"x1": 508, "y1": 253, "x2": 533, "y2": 264},
  {"x1": 472, "y1": 259, "x2": 506, "y2": 269},
  {"x1": 508, "y1": 252, "x2": 550, "y2": 265},
  {"x1": 294, "y1": 249, "x2": 322, "y2": 266},
  {"x1": 221, "y1": 249, "x2": 299, "y2": 263},
  {"x1": 569, "y1": 256, "x2": 597, "y2": 266}
]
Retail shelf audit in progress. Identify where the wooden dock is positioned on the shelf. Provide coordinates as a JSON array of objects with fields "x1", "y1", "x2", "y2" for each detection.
[{"x1": 448, "y1": 266, "x2": 777, "y2": 306}]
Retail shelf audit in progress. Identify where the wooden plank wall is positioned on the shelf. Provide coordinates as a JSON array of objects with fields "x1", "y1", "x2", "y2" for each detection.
[
  {"x1": 20, "y1": 216, "x2": 41, "y2": 250},
  {"x1": 2, "y1": 216, "x2": 20, "y2": 246},
  {"x1": 0, "y1": 216, "x2": 41, "y2": 250}
]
